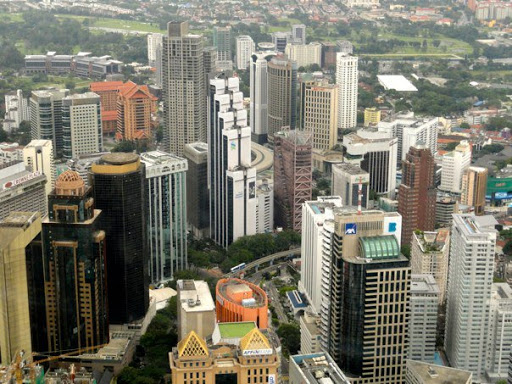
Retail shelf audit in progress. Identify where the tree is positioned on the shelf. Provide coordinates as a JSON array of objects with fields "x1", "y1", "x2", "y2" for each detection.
[
  {"x1": 277, "y1": 323, "x2": 300, "y2": 355},
  {"x1": 112, "y1": 140, "x2": 135, "y2": 153},
  {"x1": 503, "y1": 240, "x2": 512, "y2": 256}
]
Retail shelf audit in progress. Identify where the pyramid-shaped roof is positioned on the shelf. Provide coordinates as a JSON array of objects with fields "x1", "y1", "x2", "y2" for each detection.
[
  {"x1": 239, "y1": 328, "x2": 271, "y2": 353},
  {"x1": 177, "y1": 331, "x2": 209, "y2": 358}
]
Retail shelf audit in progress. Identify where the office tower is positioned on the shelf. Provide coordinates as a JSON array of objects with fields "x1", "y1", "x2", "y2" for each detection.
[
  {"x1": 292, "y1": 24, "x2": 307, "y2": 44},
  {"x1": 335, "y1": 53, "x2": 358, "y2": 129},
  {"x1": 300, "y1": 311, "x2": 322, "y2": 354},
  {"x1": 147, "y1": 33, "x2": 163, "y2": 67},
  {"x1": 61, "y1": 93, "x2": 102, "y2": 160},
  {"x1": 0, "y1": 212, "x2": 42, "y2": 365},
  {"x1": 91, "y1": 153, "x2": 149, "y2": 324},
  {"x1": 203, "y1": 46, "x2": 218, "y2": 78},
  {"x1": 250, "y1": 51, "x2": 275, "y2": 144},
  {"x1": 30, "y1": 89, "x2": 69, "y2": 157},
  {"x1": 162, "y1": 21, "x2": 207, "y2": 156},
  {"x1": 487, "y1": 283, "x2": 512, "y2": 382},
  {"x1": 436, "y1": 195, "x2": 458, "y2": 227},
  {"x1": 411, "y1": 229, "x2": 450, "y2": 304},
  {"x1": 299, "y1": 80, "x2": 338, "y2": 150},
  {"x1": 285, "y1": 43, "x2": 322, "y2": 68},
  {"x1": 440, "y1": 140, "x2": 472, "y2": 194},
  {"x1": 398, "y1": 145, "x2": 436, "y2": 245},
  {"x1": 326, "y1": 208, "x2": 409, "y2": 383},
  {"x1": 274, "y1": 130, "x2": 312, "y2": 231},
  {"x1": 42, "y1": 171, "x2": 108, "y2": 353},
  {"x1": 300, "y1": 196, "x2": 342, "y2": 313},
  {"x1": 462, "y1": 166, "x2": 488, "y2": 215},
  {"x1": 343, "y1": 131, "x2": 398, "y2": 197},
  {"x1": 176, "y1": 280, "x2": 216, "y2": 340},
  {"x1": 213, "y1": 26, "x2": 232, "y2": 62},
  {"x1": 290, "y1": 353, "x2": 351, "y2": 384},
  {"x1": 378, "y1": 114, "x2": 438, "y2": 163},
  {"x1": 409, "y1": 274, "x2": 439, "y2": 363},
  {"x1": 445, "y1": 214, "x2": 497, "y2": 380},
  {"x1": 406, "y1": 361, "x2": 472, "y2": 384},
  {"x1": 116, "y1": 81, "x2": 157, "y2": 141},
  {"x1": 331, "y1": 163, "x2": 369, "y2": 208},
  {"x1": 208, "y1": 76, "x2": 257, "y2": 248},
  {"x1": 321, "y1": 42, "x2": 340, "y2": 69},
  {"x1": 216, "y1": 278, "x2": 269, "y2": 328},
  {"x1": 267, "y1": 56, "x2": 298, "y2": 142},
  {"x1": 0, "y1": 161, "x2": 47, "y2": 221},
  {"x1": 23, "y1": 139, "x2": 56, "y2": 197},
  {"x1": 364, "y1": 107, "x2": 381, "y2": 127},
  {"x1": 184, "y1": 142, "x2": 209, "y2": 239},
  {"x1": 272, "y1": 31, "x2": 290, "y2": 52},
  {"x1": 170, "y1": 326, "x2": 279, "y2": 384},
  {"x1": 90, "y1": 81, "x2": 124, "y2": 135},
  {"x1": 255, "y1": 178, "x2": 274, "y2": 234},
  {"x1": 236, "y1": 35, "x2": 255, "y2": 70},
  {"x1": 140, "y1": 151, "x2": 188, "y2": 283}
]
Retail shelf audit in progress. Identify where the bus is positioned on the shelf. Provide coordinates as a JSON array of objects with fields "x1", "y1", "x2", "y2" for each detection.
[{"x1": 230, "y1": 263, "x2": 246, "y2": 273}]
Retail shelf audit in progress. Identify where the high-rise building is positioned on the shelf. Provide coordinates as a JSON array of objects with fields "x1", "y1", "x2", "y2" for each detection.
[
  {"x1": 208, "y1": 76, "x2": 257, "y2": 248},
  {"x1": 487, "y1": 283, "x2": 512, "y2": 382},
  {"x1": 91, "y1": 153, "x2": 149, "y2": 324},
  {"x1": 292, "y1": 24, "x2": 307, "y2": 44},
  {"x1": 335, "y1": 53, "x2": 358, "y2": 129},
  {"x1": 378, "y1": 113, "x2": 438, "y2": 164},
  {"x1": 326, "y1": 208, "x2": 409, "y2": 383},
  {"x1": 409, "y1": 274, "x2": 439, "y2": 363},
  {"x1": 364, "y1": 107, "x2": 381, "y2": 127},
  {"x1": 411, "y1": 229, "x2": 450, "y2": 304},
  {"x1": 406, "y1": 361, "x2": 472, "y2": 384},
  {"x1": 0, "y1": 212, "x2": 42, "y2": 365},
  {"x1": 290, "y1": 353, "x2": 351, "y2": 384},
  {"x1": 300, "y1": 196, "x2": 342, "y2": 313},
  {"x1": 30, "y1": 89, "x2": 69, "y2": 157},
  {"x1": 177, "y1": 280, "x2": 216, "y2": 340},
  {"x1": 216, "y1": 278, "x2": 269, "y2": 329},
  {"x1": 4, "y1": 90, "x2": 29, "y2": 130},
  {"x1": 267, "y1": 56, "x2": 297, "y2": 142},
  {"x1": 250, "y1": 51, "x2": 275, "y2": 144},
  {"x1": 140, "y1": 151, "x2": 188, "y2": 283},
  {"x1": 299, "y1": 311, "x2": 323, "y2": 355},
  {"x1": 61, "y1": 93, "x2": 103, "y2": 160},
  {"x1": 299, "y1": 80, "x2": 338, "y2": 150},
  {"x1": 90, "y1": 81, "x2": 124, "y2": 135},
  {"x1": 147, "y1": 33, "x2": 163, "y2": 67},
  {"x1": 272, "y1": 31, "x2": 290, "y2": 52},
  {"x1": 256, "y1": 178, "x2": 274, "y2": 234},
  {"x1": 23, "y1": 139, "x2": 56, "y2": 197},
  {"x1": 274, "y1": 130, "x2": 312, "y2": 231},
  {"x1": 184, "y1": 142, "x2": 209, "y2": 239},
  {"x1": 0, "y1": 161, "x2": 47, "y2": 221},
  {"x1": 116, "y1": 81, "x2": 157, "y2": 141},
  {"x1": 213, "y1": 26, "x2": 232, "y2": 62},
  {"x1": 445, "y1": 214, "x2": 497, "y2": 380},
  {"x1": 331, "y1": 163, "x2": 369, "y2": 208},
  {"x1": 440, "y1": 140, "x2": 472, "y2": 194},
  {"x1": 461, "y1": 166, "x2": 488, "y2": 215},
  {"x1": 436, "y1": 195, "x2": 458, "y2": 227},
  {"x1": 398, "y1": 145, "x2": 436, "y2": 245},
  {"x1": 285, "y1": 43, "x2": 322, "y2": 68},
  {"x1": 236, "y1": 35, "x2": 255, "y2": 70},
  {"x1": 321, "y1": 42, "x2": 340, "y2": 70},
  {"x1": 162, "y1": 21, "x2": 208, "y2": 156},
  {"x1": 343, "y1": 131, "x2": 398, "y2": 197},
  {"x1": 42, "y1": 171, "x2": 108, "y2": 353}
]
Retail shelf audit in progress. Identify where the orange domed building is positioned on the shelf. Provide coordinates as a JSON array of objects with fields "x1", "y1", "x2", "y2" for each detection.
[{"x1": 216, "y1": 278, "x2": 269, "y2": 329}]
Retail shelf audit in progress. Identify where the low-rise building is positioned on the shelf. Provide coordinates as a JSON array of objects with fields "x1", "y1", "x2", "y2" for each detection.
[
  {"x1": 177, "y1": 280, "x2": 216, "y2": 340},
  {"x1": 406, "y1": 360, "x2": 472, "y2": 384},
  {"x1": 290, "y1": 352, "x2": 350, "y2": 384},
  {"x1": 0, "y1": 143, "x2": 24, "y2": 165}
]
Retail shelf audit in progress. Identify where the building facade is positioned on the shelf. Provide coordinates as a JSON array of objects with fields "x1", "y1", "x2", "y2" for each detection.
[
  {"x1": 177, "y1": 280, "x2": 216, "y2": 340},
  {"x1": 250, "y1": 51, "x2": 275, "y2": 144},
  {"x1": 147, "y1": 33, "x2": 163, "y2": 67},
  {"x1": 440, "y1": 140, "x2": 472, "y2": 194},
  {"x1": 285, "y1": 43, "x2": 322, "y2": 68},
  {"x1": 23, "y1": 139, "x2": 56, "y2": 197},
  {"x1": 336, "y1": 53, "x2": 358, "y2": 129},
  {"x1": 461, "y1": 166, "x2": 488, "y2": 216},
  {"x1": 213, "y1": 26, "x2": 232, "y2": 62},
  {"x1": 256, "y1": 178, "x2": 274, "y2": 234},
  {"x1": 331, "y1": 163, "x2": 369, "y2": 208},
  {"x1": 89, "y1": 81, "x2": 124, "y2": 135},
  {"x1": 236, "y1": 35, "x2": 255, "y2": 70}
]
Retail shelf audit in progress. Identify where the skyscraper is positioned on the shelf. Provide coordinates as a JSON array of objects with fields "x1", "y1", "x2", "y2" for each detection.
[
  {"x1": 250, "y1": 51, "x2": 275, "y2": 144},
  {"x1": 90, "y1": 81, "x2": 124, "y2": 135},
  {"x1": 147, "y1": 33, "x2": 163, "y2": 67},
  {"x1": 398, "y1": 145, "x2": 436, "y2": 245},
  {"x1": 30, "y1": 89, "x2": 69, "y2": 158},
  {"x1": 299, "y1": 80, "x2": 338, "y2": 150},
  {"x1": 162, "y1": 21, "x2": 208, "y2": 156},
  {"x1": 236, "y1": 35, "x2": 255, "y2": 70},
  {"x1": 461, "y1": 166, "x2": 488, "y2": 215},
  {"x1": 208, "y1": 76, "x2": 257, "y2": 248},
  {"x1": 23, "y1": 139, "x2": 56, "y2": 197},
  {"x1": 445, "y1": 214, "x2": 497, "y2": 380},
  {"x1": 91, "y1": 153, "x2": 149, "y2": 324},
  {"x1": 272, "y1": 32, "x2": 290, "y2": 53},
  {"x1": 440, "y1": 140, "x2": 472, "y2": 194},
  {"x1": 140, "y1": 150, "x2": 188, "y2": 283},
  {"x1": 267, "y1": 56, "x2": 297, "y2": 143},
  {"x1": 61, "y1": 93, "x2": 102, "y2": 160},
  {"x1": 335, "y1": 53, "x2": 358, "y2": 129},
  {"x1": 42, "y1": 171, "x2": 108, "y2": 353},
  {"x1": 274, "y1": 130, "x2": 312, "y2": 231},
  {"x1": 292, "y1": 24, "x2": 307, "y2": 44},
  {"x1": 326, "y1": 209, "x2": 409, "y2": 383},
  {"x1": 331, "y1": 163, "x2": 369, "y2": 208},
  {"x1": 213, "y1": 26, "x2": 232, "y2": 62}
]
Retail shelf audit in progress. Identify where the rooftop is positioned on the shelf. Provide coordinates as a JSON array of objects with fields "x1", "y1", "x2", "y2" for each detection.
[
  {"x1": 377, "y1": 75, "x2": 418, "y2": 92},
  {"x1": 411, "y1": 274, "x2": 440, "y2": 295},
  {"x1": 217, "y1": 322, "x2": 256, "y2": 339},
  {"x1": 332, "y1": 163, "x2": 369, "y2": 176},
  {"x1": 177, "y1": 280, "x2": 215, "y2": 313},
  {"x1": 359, "y1": 235, "x2": 400, "y2": 260},
  {"x1": 291, "y1": 353, "x2": 350, "y2": 384},
  {"x1": 407, "y1": 360, "x2": 472, "y2": 384},
  {"x1": 100, "y1": 152, "x2": 139, "y2": 165}
]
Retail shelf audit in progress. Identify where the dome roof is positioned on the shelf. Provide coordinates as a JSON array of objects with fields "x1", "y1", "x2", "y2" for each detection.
[{"x1": 55, "y1": 170, "x2": 85, "y2": 196}]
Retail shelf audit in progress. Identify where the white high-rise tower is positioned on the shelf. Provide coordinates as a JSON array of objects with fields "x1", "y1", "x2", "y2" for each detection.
[
  {"x1": 336, "y1": 53, "x2": 358, "y2": 129},
  {"x1": 236, "y1": 35, "x2": 255, "y2": 70}
]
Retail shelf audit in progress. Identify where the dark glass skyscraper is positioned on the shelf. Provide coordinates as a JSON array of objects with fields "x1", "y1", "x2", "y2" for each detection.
[
  {"x1": 41, "y1": 170, "x2": 108, "y2": 353},
  {"x1": 91, "y1": 153, "x2": 149, "y2": 324}
]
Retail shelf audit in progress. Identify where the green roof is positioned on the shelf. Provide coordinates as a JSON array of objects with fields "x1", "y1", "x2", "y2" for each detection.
[
  {"x1": 218, "y1": 322, "x2": 256, "y2": 338},
  {"x1": 359, "y1": 235, "x2": 400, "y2": 260}
]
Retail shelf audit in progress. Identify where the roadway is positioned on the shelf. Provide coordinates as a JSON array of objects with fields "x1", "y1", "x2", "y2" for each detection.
[
  {"x1": 251, "y1": 143, "x2": 274, "y2": 173},
  {"x1": 225, "y1": 247, "x2": 301, "y2": 277}
]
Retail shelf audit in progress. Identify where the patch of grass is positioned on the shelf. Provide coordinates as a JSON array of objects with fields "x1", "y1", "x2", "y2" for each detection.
[
  {"x1": 0, "y1": 12, "x2": 24, "y2": 22},
  {"x1": 54, "y1": 14, "x2": 164, "y2": 33}
]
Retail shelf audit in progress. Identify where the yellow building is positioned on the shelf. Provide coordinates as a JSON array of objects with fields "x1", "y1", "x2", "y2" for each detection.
[
  {"x1": 363, "y1": 107, "x2": 381, "y2": 127},
  {"x1": 0, "y1": 212, "x2": 42, "y2": 365},
  {"x1": 170, "y1": 325, "x2": 279, "y2": 384}
]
